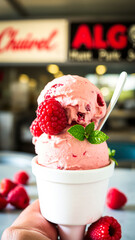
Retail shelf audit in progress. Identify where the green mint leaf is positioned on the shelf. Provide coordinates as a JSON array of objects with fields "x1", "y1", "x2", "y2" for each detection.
[
  {"x1": 88, "y1": 130, "x2": 109, "y2": 144},
  {"x1": 68, "y1": 125, "x2": 85, "y2": 141},
  {"x1": 85, "y1": 122, "x2": 95, "y2": 138},
  {"x1": 108, "y1": 148, "x2": 116, "y2": 158},
  {"x1": 108, "y1": 148, "x2": 118, "y2": 165},
  {"x1": 68, "y1": 123, "x2": 110, "y2": 145},
  {"x1": 111, "y1": 157, "x2": 118, "y2": 166},
  {"x1": 111, "y1": 149, "x2": 116, "y2": 157}
]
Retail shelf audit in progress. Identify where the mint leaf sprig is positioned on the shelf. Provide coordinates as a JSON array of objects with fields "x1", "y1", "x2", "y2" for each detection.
[
  {"x1": 68, "y1": 122, "x2": 109, "y2": 144},
  {"x1": 108, "y1": 148, "x2": 118, "y2": 165}
]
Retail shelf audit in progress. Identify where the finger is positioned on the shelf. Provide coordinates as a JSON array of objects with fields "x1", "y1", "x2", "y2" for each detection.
[
  {"x1": 11, "y1": 199, "x2": 58, "y2": 240},
  {"x1": 2, "y1": 227, "x2": 52, "y2": 240}
]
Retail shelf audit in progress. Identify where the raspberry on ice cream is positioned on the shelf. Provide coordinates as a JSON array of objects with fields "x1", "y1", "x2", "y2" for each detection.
[
  {"x1": 36, "y1": 98, "x2": 68, "y2": 135},
  {"x1": 30, "y1": 118, "x2": 43, "y2": 137}
]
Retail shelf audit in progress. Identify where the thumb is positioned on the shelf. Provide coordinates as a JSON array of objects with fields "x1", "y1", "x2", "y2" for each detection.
[{"x1": 11, "y1": 199, "x2": 58, "y2": 240}]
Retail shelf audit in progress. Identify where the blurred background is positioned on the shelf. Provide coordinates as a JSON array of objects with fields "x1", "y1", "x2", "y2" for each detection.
[{"x1": 0, "y1": 0, "x2": 135, "y2": 167}]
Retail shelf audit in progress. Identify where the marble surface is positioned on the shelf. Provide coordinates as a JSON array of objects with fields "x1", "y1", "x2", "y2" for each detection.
[{"x1": 0, "y1": 157, "x2": 135, "y2": 239}]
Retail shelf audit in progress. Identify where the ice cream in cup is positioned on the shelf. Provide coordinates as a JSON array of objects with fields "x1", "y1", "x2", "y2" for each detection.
[
  {"x1": 30, "y1": 75, "x2": 115, "y2": 240},
  {"x1": 32, "y1": 158, "x2": 114, "y2": 240}
]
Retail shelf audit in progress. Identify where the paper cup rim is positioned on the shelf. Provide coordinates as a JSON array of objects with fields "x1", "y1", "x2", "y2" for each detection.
[{"x1": 32, "y1": 157, "x2": 115, "y2": 184}]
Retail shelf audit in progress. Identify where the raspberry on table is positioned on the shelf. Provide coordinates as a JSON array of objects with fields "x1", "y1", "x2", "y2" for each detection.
[
  {"x1": 7, "y1": 185, "x2": 29, "y2": 209},
  {"x1": 36, "y1": 98, "x2": 68, "y2": 135},
  {"x1": 0, "y1": 178, "x2": 17, "y2": 197},
  {"x1": 0, "y1": 195, "x2": 8, "y2": 210},
  {"x1": 85, "y1": 216, "x2": 121, "y2": 240},
  {"x1": 14, "y1": 171, "x2": 29, "y2": 185},
  {"x1": 106, "y1": 188, "x2": 127, "y2": 209},
  {"x1": 30, "y1": 118, "x2": 43, "y2": 137}
]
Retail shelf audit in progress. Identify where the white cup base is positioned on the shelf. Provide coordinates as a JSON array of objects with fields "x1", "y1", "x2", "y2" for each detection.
[{"x1": 58, "y1": 225, "x2": 86, "y2": 240}]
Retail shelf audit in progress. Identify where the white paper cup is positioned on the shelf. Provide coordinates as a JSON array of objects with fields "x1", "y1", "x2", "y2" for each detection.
[{"x1": 32, "y1": 157, "x2": 114, "y2": 240}]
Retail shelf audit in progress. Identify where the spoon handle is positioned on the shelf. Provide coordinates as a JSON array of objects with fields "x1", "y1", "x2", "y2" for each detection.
[{"x1": 97, "y1": 71, "x2": 127, "y2": 131}]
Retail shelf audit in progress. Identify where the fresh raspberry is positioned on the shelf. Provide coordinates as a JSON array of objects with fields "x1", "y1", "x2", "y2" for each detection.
[
  {"x1": 14, "y1": 171, "x2": 29, "y2": 185},
  {"x1": 0, "y1": 195, "x2": 8, "y2": 210},
  {"x1": 37, "y1": 98, "x2": 68, "y2": 135},
  {"x1": 30, "y1": 118, "x2": 43, "y2": 137},
  {"x1": 85, "y1": 216, "x2": 121, "y2": 240},
  {"x1": 7, "y1": 185, "x2": 29, "y2": 209},
  {"x1": 0, "y1": 178, "x2": 17, "y2": 197},
  {"x1": 106, "y1": 188, "x2": 127, "y2": 209}
]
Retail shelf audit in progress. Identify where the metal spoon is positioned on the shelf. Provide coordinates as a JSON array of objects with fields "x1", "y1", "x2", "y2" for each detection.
[{"x1": 97, "y1": 71, "x2": 127, "y2": 131}]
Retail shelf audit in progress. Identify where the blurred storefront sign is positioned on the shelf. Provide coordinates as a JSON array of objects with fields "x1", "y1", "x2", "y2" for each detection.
[
  {"x1": 0, "y1": 20, "x2": 135, "y2": 63},
  {"x1": 0, "y1": 19, "x2": 68, "y2": 63},
  {"x1": 69, "y1": 23, "x2": 135, "y2": 62}
]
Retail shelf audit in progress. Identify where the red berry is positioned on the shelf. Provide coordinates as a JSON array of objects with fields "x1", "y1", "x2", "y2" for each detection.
[
  {"x1": 14, "y1": 171, "x2": 29, "y2": 185},
  {"x1": 97, "y1": 94, "x2": 104, "y2": 106},
  {"x1": 106, "y1": 188, "x2": 127, "y2": 209},
  {"x1": 0, "y1": 179, "x2": 17, "y2": 197},
  {"x1": 7, "y1": 185, "x2": 29, "y2": 209},
  {"x1": 30, "y1": 118, "x2": 43, "y2": 137},
  {"x1": 0, "y1": 196, "x2": 7, "y2": 210},
  {"x1": 85, "y1": 216, "x2": 121, "y2": 240},
  {"x1": 37, "y1": 98, "x2": 68, "y2": 135}
]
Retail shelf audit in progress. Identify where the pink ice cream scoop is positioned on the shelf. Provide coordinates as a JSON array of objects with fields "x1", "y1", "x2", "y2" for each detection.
[
  {"x1": 32, "y1": 75, "x2": 110, "y2": 170},
  {"x1": 38, "y1": 75, "x2": 106, "y2": 128},
  {"x1": 34, "y1": 128, "x2": 110, "y2": 170}
]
